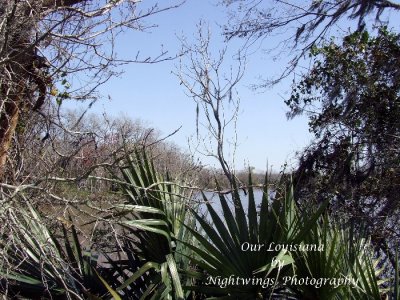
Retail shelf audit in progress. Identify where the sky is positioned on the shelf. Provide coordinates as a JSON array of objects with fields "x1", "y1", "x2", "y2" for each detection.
[{"x1": 78, "y1": 0, "x2": 314, "y2": 172}]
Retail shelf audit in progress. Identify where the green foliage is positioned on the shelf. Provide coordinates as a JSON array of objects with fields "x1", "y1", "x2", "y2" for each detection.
[
  {"x1": 0, "y1": 201, "x2": 108, "y2": 299},
  {"x1": 291, "y1": 216, "x2": 389, "y2": 300},
  {"x1": 180, "y1": 176, "x2": 391, "y2": 299},
  {"x1": 102, "y1": 149, "x2": 196, "y2": 299},
  {"x1": 179, "y1": 174, "x2": 329, "y2": 299},
  {"x1": 286, "y1": 27, "x2": 400, "y2": 271},
  {"x1": 0, "y1": 152, "x2": 394, "y2": 299}
]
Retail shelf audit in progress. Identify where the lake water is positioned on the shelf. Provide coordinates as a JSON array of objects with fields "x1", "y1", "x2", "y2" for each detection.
[{"x1": 195, "y1": 188, "x2": 271, "y2": 216}]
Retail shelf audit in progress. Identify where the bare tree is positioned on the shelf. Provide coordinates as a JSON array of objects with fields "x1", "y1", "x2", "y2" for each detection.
[
  {"x1": 176, "y1": 22, "x2": 245, "y2": 185},
  {"x1": 0, "y1": 0, "x2": 182, "y2": 179}
]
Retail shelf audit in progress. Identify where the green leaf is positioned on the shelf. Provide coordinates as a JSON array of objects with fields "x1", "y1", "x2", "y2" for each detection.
[
  {"x1": 117, "y1": 261, "x2": 161, "y2": 291},
  {"x1": 166, "y1": 254, "x2": 184, "y2": 299},
  {"x1": 94, "y1": 269, "x2": 122, "y2": 300}
]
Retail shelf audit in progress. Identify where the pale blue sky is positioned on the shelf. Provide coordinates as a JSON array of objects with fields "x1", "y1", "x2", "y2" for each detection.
[{"x1": 82, "y1": 0, "x2": 314, "y2": 172}]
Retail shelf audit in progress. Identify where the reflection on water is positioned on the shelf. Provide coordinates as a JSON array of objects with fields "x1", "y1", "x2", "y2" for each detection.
[{"x1": 195, "y1": 189, "x2": 275, "y2": 216}]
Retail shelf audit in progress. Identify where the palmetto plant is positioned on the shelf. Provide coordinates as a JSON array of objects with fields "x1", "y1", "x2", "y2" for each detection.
[
  {"x1": 105, "y1": 150, "x2": 390, "y2": 299},
  {"x1": 102, "y1": 149, "x2": 197, "y2": 299},
  {"x1": 289, "y1": 215, "x2": 390, "y2": 300},
  {"x1": 0, "y1": 150, "x2": 392, "y2": 299},
  {"x1": 0, "y1": 200, "x2": 108, "y2": 299},
  {"x1": 177, "y1": 174, "x2": 329, "y2": 299}
]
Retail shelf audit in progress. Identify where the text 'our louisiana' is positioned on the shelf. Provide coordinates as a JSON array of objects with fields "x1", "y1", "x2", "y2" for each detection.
[{"x1": 241, "y1": 242, "x2": 324, "y2": 252}]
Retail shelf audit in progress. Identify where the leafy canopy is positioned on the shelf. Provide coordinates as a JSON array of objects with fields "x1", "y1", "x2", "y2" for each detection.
[{"x1": 286, "y1": 27, "x2": 400, "y2": 270}]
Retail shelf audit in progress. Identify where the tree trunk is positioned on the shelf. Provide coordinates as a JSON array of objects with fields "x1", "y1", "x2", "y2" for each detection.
[
  {"x1": 0, "y1": 89, "x2": 21, "y2": 179},
  {"x1": 0, "y1": 0, "x2": 86, "y2": 180}
]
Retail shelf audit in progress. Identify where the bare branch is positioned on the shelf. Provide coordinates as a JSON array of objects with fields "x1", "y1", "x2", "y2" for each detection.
[{"x1": 175, "y1": 21, "x2": 246, "y2": 185}]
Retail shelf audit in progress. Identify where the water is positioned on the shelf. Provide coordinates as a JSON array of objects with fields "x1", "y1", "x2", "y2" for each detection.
[{"x1": 195, "y1": 188, "x2": 271, "y2": 217}]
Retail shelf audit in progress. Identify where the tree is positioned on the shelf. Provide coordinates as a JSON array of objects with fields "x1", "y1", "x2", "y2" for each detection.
[
  {"x1": 176, "y1": 22, "x2": 245, "y2": 185},
  {"x1": 15, "y1": 108, "x2": 199, "y2": 197},
  {"x1": 0, "y1": 0, "x2": 181, "y2": 180},
  {"x1": 221, "y1": 0, "x2": 400, "y2": 272},
  {"x1": 285, "y1": 27, "x2": 400, "y2": 269},
  {"x1": 222, "y1": 0, "x2": 400, "y2": 84}
]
